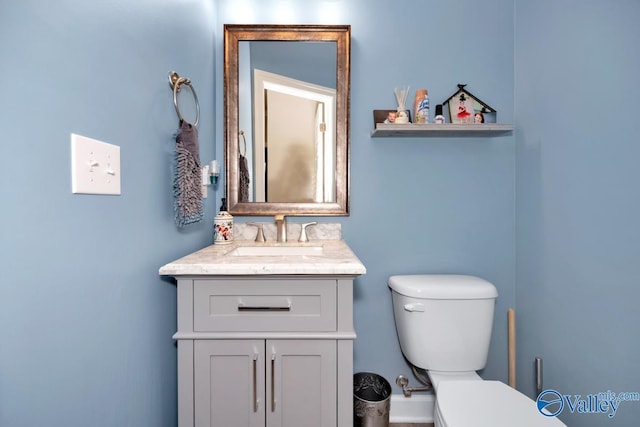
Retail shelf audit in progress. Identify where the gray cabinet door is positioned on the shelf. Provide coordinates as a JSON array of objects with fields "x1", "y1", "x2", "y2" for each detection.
[
  {"x1": 195, "y1": 340, "x2": 265, "y2": 427},
  {"x1": 266, "y1": 340, "x2": 337, "y2": 427}
]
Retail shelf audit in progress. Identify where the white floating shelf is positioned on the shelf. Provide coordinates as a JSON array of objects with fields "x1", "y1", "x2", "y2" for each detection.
[{"x1": 371, "y1": 123, "x2": 513, "y2": 137}]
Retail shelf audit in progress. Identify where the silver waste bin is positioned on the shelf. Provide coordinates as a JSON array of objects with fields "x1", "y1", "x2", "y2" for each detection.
[{"x1": 353, "y1": 372, "x2": 391, "y2": 427}]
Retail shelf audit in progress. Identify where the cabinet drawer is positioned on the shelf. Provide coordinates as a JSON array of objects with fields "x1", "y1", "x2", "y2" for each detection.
[{"x1": 193, "y1": 279, "x2": 337, "y2": 332}]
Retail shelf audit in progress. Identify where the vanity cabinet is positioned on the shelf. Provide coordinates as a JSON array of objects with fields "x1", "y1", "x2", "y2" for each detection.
[{"x1": 173, "y1": 276, "x2": 356, "y2": 427}]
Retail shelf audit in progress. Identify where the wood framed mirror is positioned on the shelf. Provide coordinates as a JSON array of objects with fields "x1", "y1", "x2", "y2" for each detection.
[{"x1": 224, "y1": 24, "x2": 350, "y2": 216}]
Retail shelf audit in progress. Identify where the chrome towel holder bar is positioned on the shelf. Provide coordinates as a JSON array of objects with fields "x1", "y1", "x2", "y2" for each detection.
[{"x1": 168, "y1": 71, "x2": 200, "y2": 127}]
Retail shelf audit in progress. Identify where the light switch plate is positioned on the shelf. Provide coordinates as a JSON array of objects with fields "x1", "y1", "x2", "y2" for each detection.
[{"x1": 71, "y1": 133, "x2": 121, "y2": 195}]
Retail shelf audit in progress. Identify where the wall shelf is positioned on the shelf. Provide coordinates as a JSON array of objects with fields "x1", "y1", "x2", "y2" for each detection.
[{"x1": 371, "y1": 123, "x2": 513, "y2": 137}]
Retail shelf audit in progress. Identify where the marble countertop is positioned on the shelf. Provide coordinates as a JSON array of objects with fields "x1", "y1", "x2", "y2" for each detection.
[{"x1": 159, "y1": 224, "x2": 366, "y2": 276}]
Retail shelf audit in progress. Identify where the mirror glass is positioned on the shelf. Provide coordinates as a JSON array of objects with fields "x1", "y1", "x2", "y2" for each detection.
[{"x1": 224, "y1": 25, "x2": 350, "y2": 216}]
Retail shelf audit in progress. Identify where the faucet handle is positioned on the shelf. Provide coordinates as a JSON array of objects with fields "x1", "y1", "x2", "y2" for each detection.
[
  {"x1": 298, "y1": 222, "x2": 317, "y2": 242},
  {"x1": 246, "y1": 222, "x2": 266, "y2": 242}
]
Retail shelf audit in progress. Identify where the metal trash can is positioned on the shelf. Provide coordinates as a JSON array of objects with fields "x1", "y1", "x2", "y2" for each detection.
[{"x1": 353, "y1": 372, "x2": 392, "y2": 427}]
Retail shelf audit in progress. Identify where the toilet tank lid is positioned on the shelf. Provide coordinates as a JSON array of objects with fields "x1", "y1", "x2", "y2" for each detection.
[{"x1": 388, "y1": 275, "x2": 498, "y2": 299}]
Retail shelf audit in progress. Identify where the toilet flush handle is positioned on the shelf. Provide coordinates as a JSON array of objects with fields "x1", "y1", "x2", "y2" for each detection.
[{"x1": 404, "y1": 303, "x2": 425, "y2": 312}]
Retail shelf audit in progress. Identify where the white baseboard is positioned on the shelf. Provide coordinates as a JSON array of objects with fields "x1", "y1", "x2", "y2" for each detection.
[{"x1": 389, "y1": 393, "x2": 434, "y2": 423}]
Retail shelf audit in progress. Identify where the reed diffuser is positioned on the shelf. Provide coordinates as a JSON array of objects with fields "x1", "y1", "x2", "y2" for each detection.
[{"x1": 394, "y1": 86, "x2": 410, "y2": 123}]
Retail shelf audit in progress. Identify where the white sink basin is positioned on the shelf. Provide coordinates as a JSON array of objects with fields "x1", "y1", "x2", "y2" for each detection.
[{"x1": 228, "y1": 246, "x2": 324, "y2": 257}]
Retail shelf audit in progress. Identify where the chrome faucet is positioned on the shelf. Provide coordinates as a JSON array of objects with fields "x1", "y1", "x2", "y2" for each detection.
[{"x1": 274, "y1": 214, "x2": 287, "y2": 242}]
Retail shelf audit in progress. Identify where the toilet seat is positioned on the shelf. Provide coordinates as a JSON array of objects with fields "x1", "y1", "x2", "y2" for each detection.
[{"x1": 435, "y1": 380, "x2": 566, "y2": 426}]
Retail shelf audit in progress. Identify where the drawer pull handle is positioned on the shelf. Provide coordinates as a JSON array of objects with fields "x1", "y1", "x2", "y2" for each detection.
[
  {"x1": 238, "y1": 303, "x2": 291, "y2": 312},
  {"x1": 252, "y1": 353, "x2": 258, "y2": 412},
  {"x1": 271, "y1": 352, "x2": 276, "y2": 412}
]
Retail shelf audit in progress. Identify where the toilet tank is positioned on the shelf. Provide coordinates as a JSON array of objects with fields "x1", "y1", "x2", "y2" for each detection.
[{"x1": 388, "y1": 275, "x2": 498, "y2": 372}]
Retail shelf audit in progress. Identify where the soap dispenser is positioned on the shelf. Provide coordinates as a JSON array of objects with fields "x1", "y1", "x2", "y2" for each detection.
[{"x1": 214, "y1": 198, "x2": 234, "y2": 244}]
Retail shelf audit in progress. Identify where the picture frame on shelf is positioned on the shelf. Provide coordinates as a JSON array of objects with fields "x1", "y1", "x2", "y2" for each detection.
[{"x1": 373, "y1": 109, "x2": 411, "y2": 126}]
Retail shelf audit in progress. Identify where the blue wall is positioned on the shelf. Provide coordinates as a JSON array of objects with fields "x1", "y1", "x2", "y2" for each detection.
[
  {"x1": 215, "y1": 0, "x2": 516, "y2": 387},
  {"x1": 6, "y1": 0, "x2": 637, "y2": 426},
  {"x1": 515, "y1": 1, "x2": 640, "y2": 425},
  {"x1": 0, "y1": 1, "x2": 216, "y2": 425}
]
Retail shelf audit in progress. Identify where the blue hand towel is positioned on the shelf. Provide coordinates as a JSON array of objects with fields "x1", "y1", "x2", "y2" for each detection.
[{"x1": 174, "y1": 120, "x2": 203, "y2": 227}]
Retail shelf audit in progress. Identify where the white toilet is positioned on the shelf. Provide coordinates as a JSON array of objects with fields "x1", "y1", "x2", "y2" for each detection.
[{"x1": 388, "y1": 274, "x2": 566, "y2": 426}]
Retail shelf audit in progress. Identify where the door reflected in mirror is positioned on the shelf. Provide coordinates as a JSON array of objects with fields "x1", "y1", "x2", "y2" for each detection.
[
  {"x1": 250, "y1": 69, "x2": 336, "y2": 204},
  {"x1": 225, "y1": 25, "x2": 350, "y2": 216}
]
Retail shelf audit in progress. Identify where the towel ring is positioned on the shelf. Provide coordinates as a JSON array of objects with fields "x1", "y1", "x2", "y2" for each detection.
[
  {"x1": 239, "y1": 130, "x2": 247, "y2": 156},
  {"x1": 169, "y1": 71, "x2": 200, "y2": 127}
]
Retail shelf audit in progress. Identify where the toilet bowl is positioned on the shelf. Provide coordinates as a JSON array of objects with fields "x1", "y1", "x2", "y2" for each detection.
[{"x1": 388, "y1": 275, "x2": 566, "y2": 427}]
